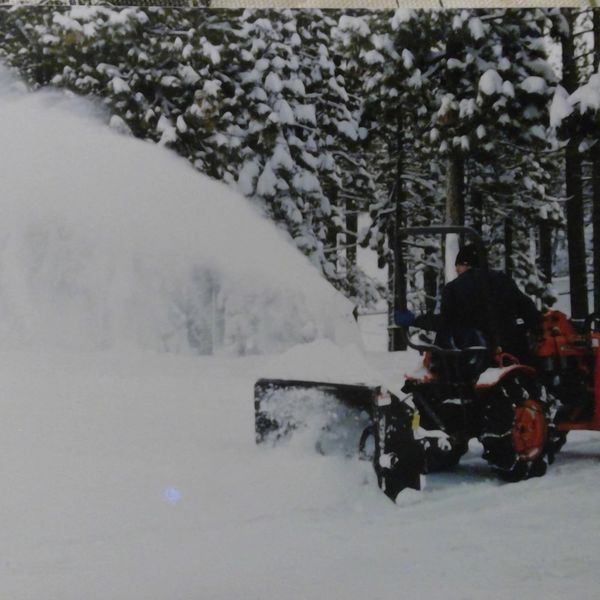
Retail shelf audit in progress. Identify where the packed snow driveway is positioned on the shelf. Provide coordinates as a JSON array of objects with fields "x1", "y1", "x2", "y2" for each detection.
[{"x1": 1, "y1": 348, "x2": 600, "y2": 600}]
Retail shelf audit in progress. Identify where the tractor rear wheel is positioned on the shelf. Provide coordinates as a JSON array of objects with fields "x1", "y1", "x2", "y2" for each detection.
[{"x1": 479, "y1": 373, "x2": 551, "y2": 482}]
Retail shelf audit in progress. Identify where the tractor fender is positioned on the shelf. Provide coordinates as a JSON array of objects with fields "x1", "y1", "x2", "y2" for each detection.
[{"x1": 475, "y1": 364, "x2": 537, "y2": 390}]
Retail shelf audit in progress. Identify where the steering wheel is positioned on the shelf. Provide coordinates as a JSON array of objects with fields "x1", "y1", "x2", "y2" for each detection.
[{"x1": 407, "y1": 327, "x2": 436, "y2": 349}]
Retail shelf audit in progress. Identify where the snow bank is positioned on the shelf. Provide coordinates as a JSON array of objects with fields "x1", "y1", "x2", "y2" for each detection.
[
  {"x1": 261, "y1": 338, "x2": 383, "y2": 384},
  {"x1": 0, "y1": 67, "x2": 359, "y2": 355}
]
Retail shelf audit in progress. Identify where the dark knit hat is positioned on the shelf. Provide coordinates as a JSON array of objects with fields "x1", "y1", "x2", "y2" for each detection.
[{"x1": 455, "y1": 244, "x2": 480, "y2": 267}]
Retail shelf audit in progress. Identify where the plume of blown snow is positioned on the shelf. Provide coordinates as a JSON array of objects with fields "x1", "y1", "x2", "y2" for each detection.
[{"x1": 0, "y1": 67, "x2": 359, "y2": 355}]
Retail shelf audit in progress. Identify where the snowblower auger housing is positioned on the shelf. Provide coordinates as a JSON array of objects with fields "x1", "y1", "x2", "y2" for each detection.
[{"x1": 254, "y1": 379, "x2": 425, "y2": 501}]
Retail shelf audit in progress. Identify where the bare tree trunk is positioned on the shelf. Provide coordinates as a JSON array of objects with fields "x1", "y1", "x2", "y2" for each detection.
[
  {"x1": 562, "y1": 9, "x2": 589, "y2": 318},
  {"x1": 504, "y1": 217, "x2": 513, "y2": 276},
  {"x1": 443, "y1": 153, "x2": 465, "y2": 280},
  {"x1": 471, "y1": 187, "x2": 483, "y2": 234},
  {"x1": 539, "y1": 218, "x2": 553, "y2": 286},
  {"x1": 591, "y1": 144, "x2": 600, "y2": 314},
  {"x1": 446, "y1": 153, "x2": 465, "y2": 226},
  {"x1": 345, "y1": 197, "x2": 357, "y2": 271},
  {"x1": 326, "y1": 187, "x2": 338, "y2": 275},
  {"x1": 595, "y1": 8, "x2": 600, "y2": 73},
  {"x1": 424, "y1": 248, "x2": 438, "y2": 314},
  {"x1": 565, "y1": 136, "x2": 589, "y2": 319},
  {"x1": 593, "y1": 8, "x2": 600, "y2": 313},
  {"x1": 442, "y1": 31, "x2": 466, "y2": 276},
  {"x1": 389, "y1": 108, "x2": 407, "y2": 351}
]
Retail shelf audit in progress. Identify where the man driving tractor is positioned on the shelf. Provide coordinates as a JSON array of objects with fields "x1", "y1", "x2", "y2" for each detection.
[{"x1": 394, "y1": 244, "x2": 543, "y2": 366}]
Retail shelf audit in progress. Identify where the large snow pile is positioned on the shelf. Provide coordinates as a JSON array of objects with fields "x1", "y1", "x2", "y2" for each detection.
[{"x1": 0, "y1": 67, "x2": 358, "y2": 355}]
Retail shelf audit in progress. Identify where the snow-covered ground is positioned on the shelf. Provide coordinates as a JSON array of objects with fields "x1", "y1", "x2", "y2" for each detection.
[
  {"x1": 1, "y1": 67, "x2": 600, "y2": 600},
  {"x1": 2, "y1": 347, "x2": 600, "y2": 600}
]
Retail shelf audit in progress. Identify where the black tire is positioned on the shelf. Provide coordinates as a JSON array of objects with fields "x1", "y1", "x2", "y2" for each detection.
[
  {"x1": 545, "y1": 391, "x2": 568, "y2": 462},
  {"x1": 547, "y1": 430, "x2": 568, "y2": 460},
  {"x1": 479, "y1": 372, "x2": 552, "y2": 482}
]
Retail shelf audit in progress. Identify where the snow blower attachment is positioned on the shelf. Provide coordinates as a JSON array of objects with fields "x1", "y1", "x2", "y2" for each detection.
[
  {"x1": 254, "y1": 379, "x2": 425, "y2": 501},
  {"x1": 253, "y1": 226, "x2": 531, "y2": 503}
]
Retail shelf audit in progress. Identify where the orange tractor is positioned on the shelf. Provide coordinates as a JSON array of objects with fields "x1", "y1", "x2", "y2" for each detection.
[{"x1": 393, "y1": 306, "x2": 600, "y2": 494}]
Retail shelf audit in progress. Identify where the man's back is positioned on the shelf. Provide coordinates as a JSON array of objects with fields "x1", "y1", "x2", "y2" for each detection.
[{"x1": 440, "y1": 268, "x2": 541, "y2": 360}]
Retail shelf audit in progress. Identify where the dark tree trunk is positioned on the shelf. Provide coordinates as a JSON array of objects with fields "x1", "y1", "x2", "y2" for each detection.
[
  {"x1": 539, "y1": 218, "x2": 553, "y2": 285},
  {"x1": 444, "y1": 28, "x2": 465, "y2": 233},
  {"x1": 592, "y1": 144, "x2": 600, "y2": 313},
  {"x1": 565, "y1": 130, "x2": 589, "y2": 319},
  {"x1": 593, "y1": 9, "x2": 600, "y2": 313},
  {"x1": 595, "y1": 8, "x2": 600, "y2": 74},
  {"x1": 389, "y1": 108, "x2": 407, "y2": 351},
  {"x1": 504, "y1": 217, "x2": 513, "y2": 276},
  {"x1": 562, "y1": 9, "x2": 589, "y2": 318},
  {"x1": 471, "y1": 187, "x2": 483, "y2": 234},
  {"x1": 446, "y1": 153, "x2": 465, "y2": 227},
  {"x1": 443, "y1": 154, "x2": 465, "y2": 287},
  {"x1": 326, "y1": 187, "x2": 338, "y2": 275},
  {"x1": 424, "y1": 254, "x2": 438, "y2": 314},
  {"x1": 345, "y1": 197, "x2": 357, "y2": 271}
]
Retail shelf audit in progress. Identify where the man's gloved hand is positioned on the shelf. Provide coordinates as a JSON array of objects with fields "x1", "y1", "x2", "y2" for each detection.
[{"x1": 394, "y1": 309, "x2": 416, "y2": 327}]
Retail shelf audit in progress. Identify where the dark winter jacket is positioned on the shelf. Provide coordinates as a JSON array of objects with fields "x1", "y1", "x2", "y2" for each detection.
[{"x1": 414, "y1": 268, "x2": 542, "y2": 362}]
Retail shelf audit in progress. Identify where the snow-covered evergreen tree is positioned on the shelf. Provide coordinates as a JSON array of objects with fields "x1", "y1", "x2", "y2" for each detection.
[
  {"x1": 549, "y1": 8, "x2": 600, "y2": 313},
  {"x1": 421, "y1": 10, "x2": 559, "y2": 302},
  {"x1": 548, "y1": 8, "x2": 595, "y2": 317},
  {"x1": 294, "y1": 9, "x2": 383, "y2": 303},
  {"x1": 334, "y1": 8, "x2": 559, "y2": 316},
  {"x1": 333, "y1": 9, "x2": 442, "y2": 331},
  {"x1": 0, "y1": 6, "x2": 383, "y2": 305},
  {"x1": 231, "y1": 9, "x2": 382, "y2": 305},
  {"x1": 232, "y1": 11, "x2": 335, "y2": 281}
]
